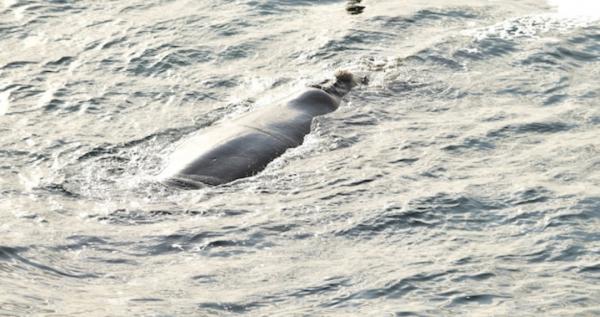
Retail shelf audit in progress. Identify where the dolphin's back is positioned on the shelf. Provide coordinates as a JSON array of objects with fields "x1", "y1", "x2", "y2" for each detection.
[
  {"x1": 163, "y1": 129, "x2": 291, "y2": 186},
  {"x1": 160, "y1": 72, "x2": 357, "y2": 188},
  {"x1": 160, "y1": 105, "x2": 313, "y2": 187}
]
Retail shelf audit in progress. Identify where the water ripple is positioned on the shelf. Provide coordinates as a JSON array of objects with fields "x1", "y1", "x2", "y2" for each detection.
[{"x1": 1, "y1": 0, "x2": 600, "y2": 315}]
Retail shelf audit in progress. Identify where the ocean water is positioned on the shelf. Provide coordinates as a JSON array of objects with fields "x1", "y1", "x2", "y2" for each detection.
[{"x1": 1, "y1": 0, "x2": 600, "y2": 315}]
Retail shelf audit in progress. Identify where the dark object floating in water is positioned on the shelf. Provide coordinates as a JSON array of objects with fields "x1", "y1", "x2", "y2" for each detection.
[
  {"x1": 159, "y1": 71, "x2": 360, "y2": 188},
  {"x1": 346, "y1": 0, "x2": 365, "y2": 15}
]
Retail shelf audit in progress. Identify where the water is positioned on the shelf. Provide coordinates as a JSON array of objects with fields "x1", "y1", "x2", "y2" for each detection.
[{"x1": 1, "y1": 0, "x2": 599, "y2": 315}]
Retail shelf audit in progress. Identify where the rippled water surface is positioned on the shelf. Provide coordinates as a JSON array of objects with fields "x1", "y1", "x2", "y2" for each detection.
[{"x1": 1, "y1": 0, "x2": 600, "y2": 315}]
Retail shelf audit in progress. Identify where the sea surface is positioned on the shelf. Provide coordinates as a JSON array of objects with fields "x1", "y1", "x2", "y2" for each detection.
[{"x1": 1, "y1": 0, "x2": 600, "y2": 315}]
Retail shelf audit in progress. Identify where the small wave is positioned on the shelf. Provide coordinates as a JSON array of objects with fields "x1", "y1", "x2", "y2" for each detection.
[
  {"x1": 195, "y1": 276, "x2": 357, "y2": 313},
  {"x1": 210, "y1": 18, "x2": 252, "y2": 37},
  {"x1": 326, "y1": 270, "x2": 455, "y2": 307},
  {"x1": 312, "y1": 29, "x2": 395, "y2": 60},
  {"x1": 217, "y1": 42, "x2": 256, "y2": 61},
  {"x1": 448, "y1": 293, "x2": 508, "y2": 306},
  {"x1": 486, "y1": 121, "x2": 574, "y2": 138},
  {"x1": 442, "y1": 138, "x2": 495, "y2": 153},
  {"x1": 506, "y1": 187, "x2": 552, "y2": 206},
  {"x1": 454, "y1": 37, "x2": 518, "y2": 60},
  {"x1": 241, "y1": 0, "x2": 341, "y2": 16},
  {"x1": 579, "y1": 263, "x2": 600, "y2": 273},
  {"x1": 338, "y1": 193, "x2": 504, "y2": 237},
  {"x1": 1, "y1": 60, "x2": 37, "y2": 70},
  {"x1": 370, "y1": 8, "x2": 479, "y2": 30},
  {"x1": 198, "y1": 301, "x2": 263, "y2": 314},
  {"x1": 0, "y1": 245, "x2": 97, "y2": 278},
  {"x1": 0, "y1": 246, "x2": 27, "y2": 260},
  {"x1": 127, "y1": 44, "x2": 213, "y2": 76},
  {"x1": 521, "y1": 28, "x2": 600, "y2": 71},
  {"x1": 143, "y1": 225, "x2": 276, "y2": 257},
  {"x1": 545, "y1": 197, "x2": 600, "y2": 228}
]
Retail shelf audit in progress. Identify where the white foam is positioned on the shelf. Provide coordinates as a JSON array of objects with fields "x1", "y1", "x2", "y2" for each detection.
[
  {"x1": 13, "y1": 5, "x2": 24, "y2": 20},
  {"x1": 464, "y1": 0, "x2": 600, "y2": 42},
  {"x1": 0, "y1": 90, "x2": 10, "y2": 115},
  {"x1": 466, "y1": 16, "x2": 580, "y2": 41},
  {"x1": 547, "y1": 0, "x2": 600, "y2": 19},
  {"x1": 2, "y1": 0, "x2": 17, "y2": 8},
  {"x1": 37, "y1": 82, "x2": 64, "y2": 110}
]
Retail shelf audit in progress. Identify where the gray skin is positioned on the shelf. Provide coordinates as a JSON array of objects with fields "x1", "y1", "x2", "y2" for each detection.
[{"x1": 159, "y1": 72, "x2": 357, "y2": 188}]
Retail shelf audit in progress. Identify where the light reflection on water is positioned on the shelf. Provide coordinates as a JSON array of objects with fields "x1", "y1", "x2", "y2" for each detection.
[
  {"x1": 0, "y1": 0, "x2": 599, "y2": 315},
  {"x1": 548, "y1": 0, "x2": 600, "y2": 18}
]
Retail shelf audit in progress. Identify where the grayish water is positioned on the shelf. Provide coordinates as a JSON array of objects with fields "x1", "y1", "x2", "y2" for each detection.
[{"x1": 1, "y1": 0, "x2": 600, "y2": 315}]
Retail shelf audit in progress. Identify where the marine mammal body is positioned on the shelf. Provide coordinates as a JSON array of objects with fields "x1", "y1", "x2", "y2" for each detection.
[{"x1": 159, "y1": 71, "x2": 358, "y2": 188}]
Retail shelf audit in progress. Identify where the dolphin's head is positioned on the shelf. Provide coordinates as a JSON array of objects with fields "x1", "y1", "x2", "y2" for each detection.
[
  {"x1": 333, "y1": 70, "x2": 357, "y2": 91},
  {"x1": 325, "y1": 70, "x2": 368, "y2": 98}
]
